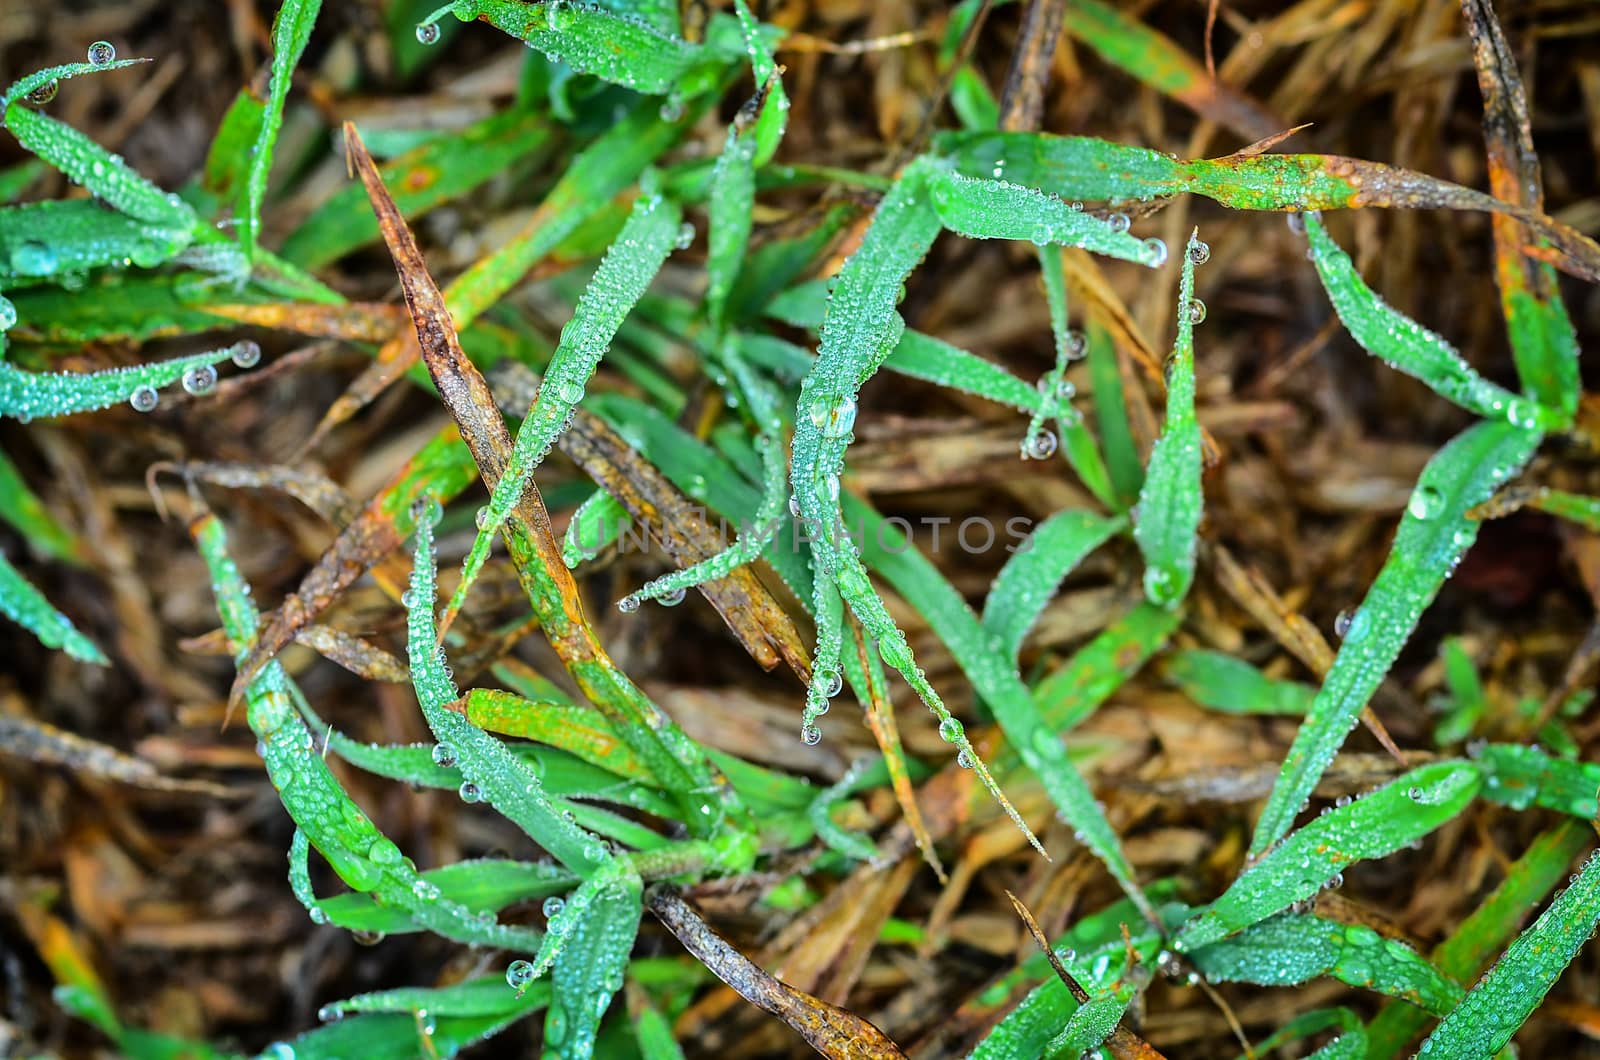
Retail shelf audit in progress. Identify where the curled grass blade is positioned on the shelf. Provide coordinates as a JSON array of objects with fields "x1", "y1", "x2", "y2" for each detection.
[
  {"x1": 1177, "y1": 761, "x2": 1481, "y2": 952},
  {"x1": 1132, "y1": 229, "x2": 1204, "y2": 608},
  {"x1": 1303, "y1": 213, "x2": 1559, "y2": 429},
  {"x1": 1249, "y1": 419, "x2": 1541, "y2": 856}
]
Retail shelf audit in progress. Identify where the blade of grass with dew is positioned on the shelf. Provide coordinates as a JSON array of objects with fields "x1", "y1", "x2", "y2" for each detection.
[
  {"x1": 321, "y1": 975, "x2": 551, "y2": 1021},
  {"x1": 0, "y1": 200, "x2": 190, "y2": 285},
  {"x1": 279, "y1": 109, "x2": 554, "y2": 269},
  {"x1": 1033, "y1": 246, "x2": 1114, "y2": 503},
  {"x1": 1464, "y1": 0, "x2": 1582, "y2": 422},
  {"x1": 543, "y1": 856, "x2": 643, "y2": 1057},
  {"x1": 1188, "y1": 912, "x2": 1462, "y2": 1013},
  {"x1": 1133, "y1": 229, "x2": 1205, "y2": 607},
  {"x1": 982, "y1": 509, "x2": 1126, "y2": 663},
  {"x1": 445, "y1": 184, "x2": 683, "y2": 627},
  {"x1": 318, "y1": 858, "x2": 579, "y2": 936},
  {"x1": 408, "y1": 498, "x2": 619, "y2": 877},
  {"x1": 1364, "y1": 818, "x2": 1592, "y2": 1056},
  {"x1": 705, "y1": 115, "x2": 756, "y2": 335},
  {"x1": 1086, "y1": 319, "x2": 1143, "y2": 506},
  {"x1": 1176, "y1": 761, "x2": 1482, "y2": 952},
  {"x1": 885, "y1": 329, "x2": 1042, "y2": 411},
  {"x1": 1163, "y1": 649, "x2": 1314, "y2": 716},
  {"x1": 2, "y1": 59, "x2": 188, "y2": 228},
  {"x1": 1, "y1": 336, "x2": 251, "y2": 422},
  {"x1": 190, "y1": 509, "x2": 547, "y2": 952},
  {"x1": 847, "y1": 492, "x2": 1154, "y2": 919},
  {"x1": 0, "y1": 548, "x2": 105, "y2": 663},
  {"x1": 927, "y1": 164, "x2": 1168, "y2": 267},
  {"x1": 240, "y1": 0, "x2": 323, "y2": 263},
  {"x1": 4, "y1": 274, "x2": 272, "y2": 345},
  {"x1": 1420, "y1": 849, "x2": 1600, "y2": 1058},
  {"x1": 1249, "y1": 419, "x2": 1541, "y2": 856},
  {"x1": 563, "y1": 486, "x2": 630, "y2": 567},
  {"x1": 805, "y1": 758, "x2": 883, "y2": 862},
  {"x1": 731, "y1": 0, "x2": 787, "y2": 166},
  {"x1": 1044, "y1": 982, "x2": 1138, "y2": 1060},
  {"x1": 0, "y1": 446, "x2": 82, "y2": 563},
  {"x1": 457, "y1": 690, "x2": 656, "y2": 782},
  {"x1": 428, "y1": 0, "x2": 704, "y2": 95},
  {"x1": 199, "y1": 89, "x2": 265, "y2": 204},
  {"x1": 1303, "y1": 213, "x2": 1562, "y2": 430},
  {"x1": 277, "y1": 982, "x2": 552, "y2": 1060},
  {"x1": 971, "y1": 919, "x2": 1168, "y2": 1060},
  {"x1": 1474, "y1": 742, "x2": 1600, "y2": 819}
]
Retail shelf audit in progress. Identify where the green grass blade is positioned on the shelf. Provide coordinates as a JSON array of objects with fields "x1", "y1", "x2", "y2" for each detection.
[
  {"x1": 1164, "y1": 649, "x2": 1315, "y2": 715},
  {"x1": 1030, "y1": 601, "x2": 1182, "y2": 731},
  {"x1": 981, "y1": 509, "x2": 1125, "y2": 662},
  {"x1": 1528, "y1": 488, "x2": 1600, "y2": 532},
  {"x1": 563, "y1": 487, "x2": 630, "y2": 567},
  {"x1": 407, "y1": 500, "x2": 617, "y2": 877},
  {"x1": 1304, "y1": 213, "x2": 1557, "y2": 429},
  {"x1": 1235, "y1": 1009, "x2": 1367, "y2": 1060},
  {"x1": 732, "y1": 0, "x2": 787, "y2": 166},
  {"x1": 1421, "y1": 849, "x2": 1600, "y2": 1058},
  {"x1": 1364, "y1": 819, "x2": 1592, "y2": 1056},
  {"x1": 281, "y1": 980, "x2": 550, "y2": 1060},
  {"x1": 1085, "y1": 320, "x2": 1143, "y2": 505},
  {"x1": 1177, "y1": 761, "x2": 1482, "y2": 952},
  {"x1": 1132, "y1": 229, "x2": 1205, "y2": 607},
  {"x1": 0, "y1": 446, "x2": 82, "y2": 564},
  {"x1": 241, "y1": 0, "x2": 323, "y2": 263},
  {"x1": 1249, "y1": 419, "x2": 1541, "y2": 856},
  {"x1": 1475, "y1": 742, "x2": 1600, "y2": 819},
  {"x1": 545, "y1": 859, "x2": 642, "y2": 1058},
  {"x1": 439, "y1": 0, "x2": 702, "y2": 95},
  {"x1": 191, "y1": 510, "x2": 546, "y2": 952},
  {"x1": 0, "y1": 547, "x2": 106, "y2": 663},
  {"x1": 1189, "y1": 912, "x2": 1462, "y2": 1013},
  {"x1": 928, "y1": 165, "x2": 1166, "y2": 267},
  {"x1": 1, "y1": 337, "x2": 250, "y2": 422},
  {"x1": 0, "y1": 200, "x2": 191, "y2": 283},
  {"x1": 1032, "y1": 246, "x2": 1114, "y2": 502},
  {"x1": 1434, "y1": 637, "x2": 1488, "y2": 744}
]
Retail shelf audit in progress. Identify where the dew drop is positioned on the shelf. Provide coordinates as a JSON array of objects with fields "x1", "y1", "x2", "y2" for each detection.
[
  {"x1": 412, "y1": 878, "x2": 440, "y2": 901},
  {"x1": 617, "y1": 596, "x2": 640, "y2": 614},
  {"x1": 938, "y1": 716, "x2": 964, "y2": 743},
  {"x1": 1287, "y1": 212, "x2": 1307, "y2": 235},
  {"x1": 1186, "y1": 298, "x2": 1207, "y2": 325},
  {"x1": 87, "y1": 40, "x2": 117, "y2": 66},
  {"x1": 400, "y1": 588, "x2": 418, "y2": 609},
  {"x1": 1020, "y1": 429, "x2": 1058, "y2": 460},
  {"x1": 1141, "y1": 238, "x2": 1168, "y2": 267},
  {"x1": 558, "y1": 379, "x2": 584, "y2": 403},
  {"x1": 659, "y1": 586, "x2": 686, "y2": 607},
  {"x1": 800, "y1": 724, "x2": 822, "y2": 746},
  {"x1": 1064, "y1": 329, "x2": 1088, "y2": 359},
  {"x1": 543, "y1": 895, "x2": 565, "y2": 918},
  {"x1": 1334, "y1": 610, "x2": 1354, "y2": 639},
  {"x1": 459, "y1": 780, "x2": 483, "y2": 803},
  {"x1": 415, "y1": 21, "x2": 441, "y2": 45},
  {"x1": 956, "y1": 748, "x2": 974, "y2": 769},
  {"x1": 675, "y1": 222, "x2": 695, "y2": 250},
  {"x1": 1187, "y1": 240, "x2": 1211, "y2": 265},
  {"x1": 817, "y1": 668, "x2": 842, "y2": 697},
  {"x1": 431, "y1": 742, "x2": 458, "y2": 768},
  {"x1": 0, "y1": 298, "x2": 16, "y2": 331},
  {"x1": 263, "y1": 1042, "x2": 296, "y2": 1059},
  {"x1": 475, "y1": 505, "x2": 491, "y2": 530},
  {"x1": 181, "y1": 363, "x2": 218, "y2": 395},
  {"x1": 659, "y1": 94, "x2": 685, "y2": 122},
  {"x1": 1407, "y1": 484, "x2": 1443, "y2": 520},
  {"x1": 1106, "y1": 213, "x2": 1130, "y2": 234},
  {"x1": 230, "y1": 340, "x2": 261, "y2": 367},
  {"x1": 506, "y1": 959, "x2": 537, "y2": 991},
  {"x1": 129, "y1": 385, "x2": 159, "y2": 413},
  {"x1": 25, "y1": 79, "x2": 58, "y2": 105}
]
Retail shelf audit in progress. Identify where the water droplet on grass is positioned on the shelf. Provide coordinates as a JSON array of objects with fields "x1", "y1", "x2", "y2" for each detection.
[
  {"x1": 506, "y1": 959, "x2": 537, "y2": 991},
  {"x1": 1188, "y1": 241, "x2": 1211, "y2": 265},
  {"x1": 182, "y1": 364, "x2": 218, "y2": 395},
  {"x1": 87, "y1": 40, "x2": 117, "y2": 65},
  {"x1": 431, "y1": 743, "x2": 458, "y2": 768},
  {"x1": 230, "y1": 340, "x2": 261, "y2": 367},
  {"x1": 415, "y1": 22, "x2": 441, "y2": 45},
  {"x1": 659, "y1": 586, "x2": 686, "y2": 607},
  {"x1": 800, "y1": 724, "x2": 822, "y2": 746},
  {"x1": 543, "y1": 895, "x2": 565, "y2": 918},
  {"x1": 675, "y1": 222, "x2": 695, "y2": 249},
  {"x1": 1142, "y1": 238, "x2": 1168, "y2": 266},
  {"x1": 1020, "y1": 429, "x2": 1058, "y2": 460},
  {"x1": 1106, "y1": 213, "x2": 1130, "y2": 234},
  {"x1": 1186, "y1": 298, "x2": 1207, "y2": 325},
  {"x1": 129, "y1": 385, "x2": 158, "y2": 412},
  {"x1": 26, "y1": 80, "x2": 58, "y2": 105},
  {"x1": 1407, "y1": 484, "x2": 1443, "y2": 520},
  {"x1": 617, "y1": 596, "x2": 640, "y2": 613},
  {"x1": 459, "y1": 781, "x2": 483, "y2": 802}
]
